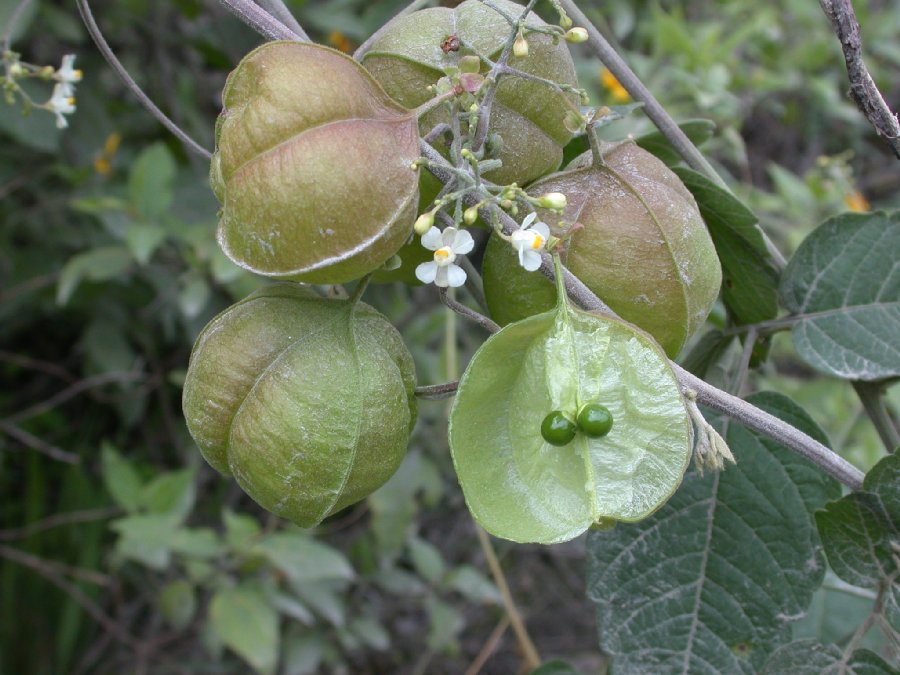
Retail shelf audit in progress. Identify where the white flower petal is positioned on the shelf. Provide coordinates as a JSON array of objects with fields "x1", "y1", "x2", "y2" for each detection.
[
  {"x1": 522, "y1": 249, "x2": 543, "y2": 271},
  {"x1": 451, "y1": 229, "x2": 474, "y2": 255},
  {"x1": 441, "y1": 227, "x2": 458, "y2": 247},
  {"x1": 532, "y1": 222, "x2": 551, "y2": 240},
  {"x1": 510, "y1": 229, "x2": 530, "y2": 250},
  {"x1": 421, "y1": 227, "x2": 443, "y2": 251},
  {"x1": 416, "y1": 261, "x2": 438, "y2": 284},
  {"x1": 434, "y1": 266, "x2": 450, "y2": 287},
  {"x1": 517, "y1": 246, "x2": 527, "y2": 268},
  {"x1": 445, "y1": 264, "x2": 467, "y2": 287},
  {"x1": 521, "y1": 212, "x2": 537, "y2": 228}
]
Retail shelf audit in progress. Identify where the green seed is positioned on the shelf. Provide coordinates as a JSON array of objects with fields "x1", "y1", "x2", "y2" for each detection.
[
  {"x1": 577, "y1": 402, "x2": 614, "y2": 437},
  {"x1": 541, "y1": 411, "x2": 577, "y2": 446}
]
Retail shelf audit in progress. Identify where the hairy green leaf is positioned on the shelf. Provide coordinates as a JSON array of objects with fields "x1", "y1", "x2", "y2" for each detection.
[
  {"x1": 815, "y1": 453, "x2": 899, "y2": 589},
  {"x1": 780, "y1": 211, "x2": 900, "y2": 380},
  {"x1": 673, "y1": 167, "x2": 780, "y2": 325},
  {"x1": 587, "y1": 392, "x2": 839, "y2": 673},
  {"x1": 762, "y1": 639, "x2": 894, "y2": 674},
  {"x1": 636, "y1": 119, "x2": 717, "y2": 167}
]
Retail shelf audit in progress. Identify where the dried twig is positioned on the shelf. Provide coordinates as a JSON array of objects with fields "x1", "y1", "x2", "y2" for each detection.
[
  {"x1": 0, "y1": 507, "x2": 121, "y2": 542},
  {"x1": 0, "y1": 421, "x2": 80, "y2": 464},
  {"x1": 819, "y1": 0, "x2": 900, "y2": 158}
]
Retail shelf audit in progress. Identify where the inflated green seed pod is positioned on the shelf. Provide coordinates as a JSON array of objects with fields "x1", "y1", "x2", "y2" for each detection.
[
  {"x1": 360, "y1": 0, "x2": 580, "y2": 186},
  {"x1": 483, "y1": 141, "x2": 723, "y2": 357},
  {"x1": 182, "y1": 284, "x2": 417, "y2": 527},
  {"x1": 211, "y1": 42, "x2": 420, "y2": 283}
]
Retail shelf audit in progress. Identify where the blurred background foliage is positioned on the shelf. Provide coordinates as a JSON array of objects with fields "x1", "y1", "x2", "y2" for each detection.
[{"x1": 0, "y1": 0, "x2": 897, "y2": 673}]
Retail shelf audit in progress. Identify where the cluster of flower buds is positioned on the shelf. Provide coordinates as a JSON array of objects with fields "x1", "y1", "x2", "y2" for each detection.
[{"x1": 3, "y1": 52, "x2": 81, "y2": 128}]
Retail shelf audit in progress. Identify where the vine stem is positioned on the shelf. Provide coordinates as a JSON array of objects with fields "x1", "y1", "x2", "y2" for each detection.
[
  {"x1": 75, "y1": 0, "x2": 213, "y2": 159},
  {"x1": 255, "y1": 0, "x2": 309, "y2": 41},
  {"x1": 474, "y1": 525, "x2": 542, "y2": 669},
  {"x1": 438, "y1": 288, "x2": 500, "y2": 333},
  {"x1": 852, "y1": 381, "x2": 900, "y2": 452},
  {"x1": 557, "y1": 0, "x2": 787, "y2": 270},
  {"x1": 217, "y1": 0, "x2": 300, "y2": 41}
]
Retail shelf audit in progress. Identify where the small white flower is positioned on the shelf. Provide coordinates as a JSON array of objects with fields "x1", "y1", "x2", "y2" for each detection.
[
  {"x1": 510, "y1": 212, "x2": 550, "y2": 271},
  {"x1": 47, "y1": 83, "x2": 76, "y2": 129},
  {"x1": 56, "y1": 55, "x2": 83, "y2": 85},
  {"x1": 415, "y1": 226, "x2": 474, "y2": 288}
]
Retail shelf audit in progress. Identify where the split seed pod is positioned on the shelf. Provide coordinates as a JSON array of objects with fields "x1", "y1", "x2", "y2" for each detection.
[
  {"x1": 211, "y1": 42, "x2": 420, "y2": 283},
  {"x1": 483, "y1": 141, "x2": 723, "y2": 357},
  {"x1": 360, "y1": 0, "x2": 580, "y2": 186},
  {"x1": 182, "y1": 284, "x2": 417, "y2": 527},
  {"x1": 450, "y1": 303, "x2": 693, "y2": 544}
]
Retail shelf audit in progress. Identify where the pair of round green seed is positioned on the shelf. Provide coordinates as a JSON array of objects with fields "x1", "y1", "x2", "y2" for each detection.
[{"x1": 540, "y1": 402, "x2": 613, "y2": 447}]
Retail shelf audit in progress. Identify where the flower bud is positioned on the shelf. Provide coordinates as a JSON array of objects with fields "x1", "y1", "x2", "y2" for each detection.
[
  {"x1": 414, "y1": 210, "x2": 436, "y2": 235},
  {"x1": 537, "y1": 192, "x2": 567, "y2": 210},
  {"x1": 459, "y1": 55, "x2": 481, "y2": 73},
  {"x1": 464, "y1": 205, "x2": 480, "y2": 225},
  {"x1": 459, "y1": 72, "x2": 485, "y2": 93},
  {"x1": 559, "y1": 13, "x2": 573, "y2": 29},
  {"x1": 513, "y1": 35, "x2": 529, "y2": 58},
  {"x1": 565, "y1": 27, "x2": 588, "y2": 43}
]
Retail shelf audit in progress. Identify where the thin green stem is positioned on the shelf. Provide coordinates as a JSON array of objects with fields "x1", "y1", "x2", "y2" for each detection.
[
  {"x1": 348, "y1": 273, "x2": 373, "y2": 305},
  {"x1": 852, "y1": 381, "x2": 900, "y2": 452},
  {"x1": 75, "y1": 0, "x2": 212, "y2": 159}
]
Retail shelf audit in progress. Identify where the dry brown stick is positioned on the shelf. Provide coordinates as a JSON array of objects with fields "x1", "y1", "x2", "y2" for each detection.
[
  {"x1": 465, "y1": 615, "x2": 510, "y2": 675},
  {"x1": 3, "y1": 371, "x2": 144, "y2": 425},
  {"x1": 0, "y1": 544, "x2": 139, "y2": 647},
  {"x1": 0, "y1": 421, "x2": 81, "y2": 464},
  {"x1": 0, "y1": 507, "x2": 121, "y2": 542},
  {"x1": 820, "y1": 0, "x2": 900, "y2": 158}
]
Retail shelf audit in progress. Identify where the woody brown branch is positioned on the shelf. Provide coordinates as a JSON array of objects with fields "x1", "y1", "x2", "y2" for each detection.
[{"x1": 819, "y1": 0, "x2": 900, "y2": 158}]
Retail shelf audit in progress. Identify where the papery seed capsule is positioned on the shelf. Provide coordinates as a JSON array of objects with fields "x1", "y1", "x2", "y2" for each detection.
[
  {"x1": 211, "y1": 42, "x2": 420, "y2": 283},
  {"x1": 182, "y1": 284, "x2": 417, "y2": 527}
]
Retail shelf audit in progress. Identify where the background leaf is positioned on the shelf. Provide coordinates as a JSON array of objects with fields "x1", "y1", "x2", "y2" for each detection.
[
  {"x1": 636, "y1": 119, "x2": 716, "y2": 167},
  {"x1": 210, "y1": 584, "x2": 280, "y2": 675},
  {"x1": 128, "y1": 143, "x2": 177, "y2": 220},
  {"x1": 673, "y1": 167, "x2": 781, "y2": 325},
  {"x1": 586, "y1": 392, "x2": 839, "y2": 673},
  {"x1": 779, "y1": 211, "x2": 900, "y2": 380},
  {"x1": 56, "y1": 246, "x2": 132, "y2": 305},
  {"x1": 100, "y1": 442, "x2": 143, "y2": 512}
]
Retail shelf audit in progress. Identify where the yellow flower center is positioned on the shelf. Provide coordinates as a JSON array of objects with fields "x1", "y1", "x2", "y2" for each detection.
[
  {"x1": 532, "y1": 234, "x2": 545, "y2": 250},
  {"x1": 434, "y1": 246, "x2": 455, "y2": 266}
]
